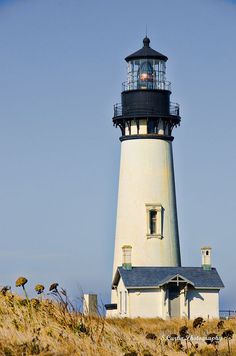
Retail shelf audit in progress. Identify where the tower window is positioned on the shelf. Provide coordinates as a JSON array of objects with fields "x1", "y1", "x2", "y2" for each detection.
[
  {"x1": 149, "y1": 210, "x2": 157, "y2": 234},
  {"x1": 147, "y1": 119, "x2": 158, "y2": 134},
  {"x1": 146, "y1": 204, "x2": 164, "y2": 239}
]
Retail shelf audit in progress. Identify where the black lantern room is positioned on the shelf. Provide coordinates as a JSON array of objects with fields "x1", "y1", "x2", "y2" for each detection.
[{"x1": 113, "y1": 37, "x2": 181, "y2": 141}]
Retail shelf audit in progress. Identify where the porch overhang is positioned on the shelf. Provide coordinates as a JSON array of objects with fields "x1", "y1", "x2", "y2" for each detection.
[{"x1": 158, "y1": 273, "x2": 195, "y2": 287}]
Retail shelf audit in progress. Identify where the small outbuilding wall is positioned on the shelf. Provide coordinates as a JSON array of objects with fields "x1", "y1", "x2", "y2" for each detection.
[{"x1": 116, "y1": 277, "x2": 128, "y2": 316}]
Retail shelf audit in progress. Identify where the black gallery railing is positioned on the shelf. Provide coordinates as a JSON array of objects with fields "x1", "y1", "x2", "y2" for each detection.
[{"x1": 113, "y1": 102, "x2": 180, "y2": 118}]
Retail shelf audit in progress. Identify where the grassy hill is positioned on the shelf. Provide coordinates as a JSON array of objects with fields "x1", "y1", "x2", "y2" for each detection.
[{"x1": 0, "y1": 286, "x2": 235, "y2": 355}]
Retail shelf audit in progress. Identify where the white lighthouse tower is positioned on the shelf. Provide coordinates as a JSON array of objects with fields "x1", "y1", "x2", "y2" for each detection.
[
  {"x1": 112, "y1": 37, "x2": 181, "y2": 275},
  {"x1": 105, "y1": 38, "x2": 224, "y2": 319}
]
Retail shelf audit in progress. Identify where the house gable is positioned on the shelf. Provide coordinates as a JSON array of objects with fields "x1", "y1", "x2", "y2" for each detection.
[{"x1": 158, "y1": 273, "x2": 195, "y2": 287}]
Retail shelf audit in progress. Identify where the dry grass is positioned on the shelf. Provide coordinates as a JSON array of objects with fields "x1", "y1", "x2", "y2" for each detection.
[{"x1": 0, "y1": 292, "x2": 235, "y2": 355}]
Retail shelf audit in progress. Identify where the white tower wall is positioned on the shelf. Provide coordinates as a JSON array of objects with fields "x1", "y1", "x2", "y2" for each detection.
[{"x1": 112, "y1": 138, "x2": 181, "y2": 276}]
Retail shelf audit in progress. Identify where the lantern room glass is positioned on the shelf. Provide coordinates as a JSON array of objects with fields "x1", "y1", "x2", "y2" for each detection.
[{"x1": 126, "y1": 59, "x2": 167, "y2": 91}]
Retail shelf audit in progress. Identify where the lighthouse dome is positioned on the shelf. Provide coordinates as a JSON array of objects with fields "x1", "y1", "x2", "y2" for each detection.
[{"x1": 125, "y1": 37, "x2": 168, "y2": 62}]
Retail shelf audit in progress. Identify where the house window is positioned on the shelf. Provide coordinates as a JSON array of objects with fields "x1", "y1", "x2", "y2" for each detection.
[
  {"x1": 146, "y1": 204, "x2": 163, "y2": 239},
  {"x1": 124, "y1": 291, "x2": 128, "y2": 314},
  {"x1": 119, "y1": 291, "x2": 122, "y2": 314}
]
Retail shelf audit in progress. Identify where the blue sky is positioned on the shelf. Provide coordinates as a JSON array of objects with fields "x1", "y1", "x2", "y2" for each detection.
[{"x1": 0, "y1": 0, "x2": 235, "y2": 308}]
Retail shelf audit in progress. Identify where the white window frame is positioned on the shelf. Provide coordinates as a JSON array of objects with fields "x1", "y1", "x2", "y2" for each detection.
[{"x1": 146, "y1": 203, "x2": 163, "y2": 239}]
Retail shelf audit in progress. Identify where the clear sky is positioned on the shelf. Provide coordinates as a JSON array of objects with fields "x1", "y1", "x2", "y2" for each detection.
[{"x1": 0, "y1": 0, "x2": 235, "y2": 308}]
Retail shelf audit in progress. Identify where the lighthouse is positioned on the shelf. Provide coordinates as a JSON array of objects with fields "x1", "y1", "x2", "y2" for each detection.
[
  {"x1": 112, "y1": 37, "x2": 181, "y2": 274},
  {"x1": 105, "y1": 37, "x2": 224, "y2": 319}
]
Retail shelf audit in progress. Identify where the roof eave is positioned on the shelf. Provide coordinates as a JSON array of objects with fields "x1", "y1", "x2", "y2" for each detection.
[
  {"x1": 125, "y1": 54, "x2": 168, "y2": 62},
  {"x1": 125, "y1": 285, "x2": 224, "y2": 290},
  {"x1": 112, "y1": 269, "x2": 121, "y2": 289},
  {"x1": 194, "y1": 286, "x2": 225, "y2": 290},
  {"x1": 126, "y1": 285, "x2": 160, "y2": 290}
]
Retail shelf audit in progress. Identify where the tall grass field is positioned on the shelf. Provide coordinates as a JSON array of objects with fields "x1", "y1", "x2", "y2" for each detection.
[{"x1": 0, "y1": 279, "x2": 235, "y2": 355}]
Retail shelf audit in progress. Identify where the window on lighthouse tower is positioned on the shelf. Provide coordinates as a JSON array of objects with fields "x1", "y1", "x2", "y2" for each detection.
[
  {"x1": 149, "y1": 210, "x2": 157, "y2": 234},
  {"x1": 146, "y1": 204, "x2": 163, "y2": 239}
]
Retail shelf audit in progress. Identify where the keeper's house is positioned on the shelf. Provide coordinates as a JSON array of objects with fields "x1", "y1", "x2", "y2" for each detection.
[{"x1": 109, "y1": 248, "x2": 224, "y2": 319}]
